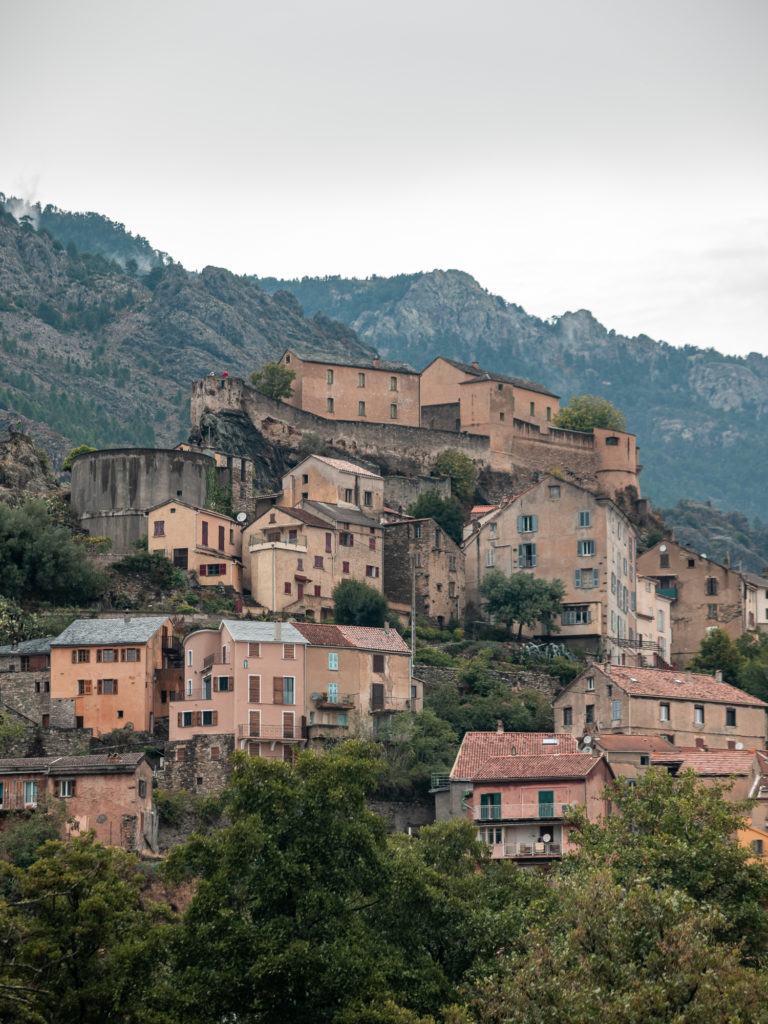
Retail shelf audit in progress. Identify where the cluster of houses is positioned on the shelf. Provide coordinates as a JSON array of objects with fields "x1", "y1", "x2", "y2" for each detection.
[{"x1": 1, "y1": 352, "x2": 767, "y2": 861}]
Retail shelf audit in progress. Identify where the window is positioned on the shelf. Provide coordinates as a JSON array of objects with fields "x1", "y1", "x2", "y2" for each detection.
[
  {"x1": 726, "y1": 707, "x2": 736, "y2": 727},
  {"x1": 358, "y1": 401, "x2": 366, "y2": 416},
  {"x1": 215, "y1": 676, "x2": 230, "y2": 692},
  {"x1": 247, "y1": 675, "x2": 261, "y2": 703},
  {"x1": 249, "y1": 710, "x2": 261, "y2": 736},
  {"x1": 706, "y1": 577, "x2": 719, "y2": 596},
  {"x1": 181, "y1": 711, "x2": 193, "y2": 727},
  {"x1": 549, "y1": 485, "x2": 560, "y2": 499},
  {"x1": 577, "y1": 540, "x2": 595, "y2": 557},
  {"x1": 98, "y1": 679, "x2": 118, "y2": 694},
  {"x1": 58, "y1": 779, "x2": 75, "y2": 798},
  {"x1": 413, "y1": 523, "x2": 421, "y2": 539},
  {"x1": 688, "y1": 558, "x2": 695, "y2": 568},
  {"x1": 562, "y1": 606, "x2": 591, "y2": 625},
  {"x1": 390, "y1": 376, "x2": 398, "y2": 391},
  {"x1": 97, "y1": 649, "x2": 118, "y2": 663},
  {"x1": 517, "y1": 514, "x2": 538, "y2": 533},
  {"x1": 390, "y1": 404, "x2": 398, "y2": 419},
  {"x1": 326, "y1": 397, "x2": 334, "y2": 413},
  {"x1": 329, "y1": 652, "x2": 338, "y2": 671},
  {"x1": 340, "y1": 532, "x2": 354, "y2": 546},
  {"x1": 752, "y1": 839, "x2": 764, "y2": 855},
  {"x1": 358, "y1": 372, "x2": 366, "y2": 387},
  {"x1": 480, "y1": 792, "x2": 502, "y2": 821},
  {"x1": 248, "y1": 642, "x2": 261, "y2": 658},
  {"x1": 546, "y1": 406, "x2": 551, "y2": 421},
  {"x1": 314, "y1": 585, "x2": 321, "y2": 596},
  {"x1": 138, "y1": 778, "x2": 147, "y2": 798},
  {"x1": 574, "y1": 568, "x2": 599, "y2": 589},
  {"x1": 529, "y1": 401, "x2": 535, "y2": 415},
  {"x1": 283, "y1": 677, "x2": 295, "y2": 705},
  {"x1": 314, "y1": 555, "x2": 324, "y2": 569},
  {"x1": 414, "y1": 553, "x2": 421, "y2": 568},
  {"x1": 24, "y1": 781, "x2": 38, "y2": 807},
  {"x1": 489, "y1": 522, "x2": 497, "y2": 536},
  {"x1": 585, "y1": 705, "x2": 594, "y2": 723},
  {"x1": 435, "y1": 529, "x2": 442, "y2": 548},
  {"x1": 121, "y1": 648, "x2": 140, "y2": 662},
  {"x1": 657, "y1": 610, "x2": 665, "y2": 632},
  {"x1": 283, "y1": 711, "x2": 295, "y2": 738},
  {"x1": 659, "y1": 702, "x2": 670, "y2": 721},
  {"x1": 325, "y1": 532, "x2": 333, "y2": 553},
  {"x1": 366, "y1": 565, "x2": 380, "y2": 578},
  {"x1": 210, "y1": 747, "x2": 220, "y2": 761},
  {"x1": 283, "y1": 644, "x2": 296, "y2": 660},
  {"x1": 694, "y1": 705, "x2": 704, "y2": 725},
  {"x1": 201, "y1": 520, "x2": 209, "y2": 546},
  {"x1": 153, "y1": 520, "x2": 165, "y2": 537},
  {"x1": 611, "y1": 700, "x2": 621, "y2": 721},
  {"x1": 587, "y1": 676, "x2": 594, "y2": 690},
  {"x1": 342, "y1": 561, "x2": 350, "y2": 573},
  {"x1": 202, "y1": 710, "x2": 217, "y2": 726},
  {"x1": 326, "y1": 368, "x2": 334, "y2": 384},
  {"x1": 660, "y1": 552, "x2": 669, "y2": 568},
  {"x1": 707, "y1": 604, "x2": 718, "y2": 620},
  {"x1": 578, "y1": 510, "x2": 591, "y2": 528},
  {"x1": 297, "y1": 558, "x2": 303, "y2": 571},
  {"x1": 288, "y1": 529, "x2": 298, "y2": 545},
  {"x1": 77, "y1": 679, "x2": 92, "y2": 695},
  {"x1": 486, "y1": 548, "x2": 495, "y2": 567},
  {"x1": 364, "y1": 491, "x2": 373, "y2": 507},
  {"x1": 369, "y1": 536, "x2": 376, "y2": 550},
  {"x1": 0, "y1": 782, "x2": 3, "y2": 808},
  {"x1": 373, "y1": 654, "x2": 385, "y2": 673},
  {"x1": 518, "y1": 543, "x2": 537, "y2": 568},
  {"x1": 72, "y1": 649, "x2": 90, "y2": 664},
  {"x1": 284, "y1": 581, "x2": 292, "y2": 595},
  {"x1": 218, "y1": 525, "x2": 225, "y2": 550},
  {"x1": 605, "y1": 436, "x2": 619, "y2": 446},
  {"x1": 479, "y1": 826, "x2": 503, "y2": 845},
  {"x1": 563, "y1": 706, "x2": 573, "y2": 726},
  {"x1": 640, "y1": 755, "x2": 650, "y2": 766}
]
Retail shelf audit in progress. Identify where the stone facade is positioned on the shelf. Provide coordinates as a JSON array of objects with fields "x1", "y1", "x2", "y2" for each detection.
[
  {"x1": 160, "y1": 733, "x2": 235, "y2": 793},
  {"x1": 382, "y1": 518, "x2": 465, "y2": 628},
  {"x1": 382, "y1": 473, "x2": 452, "y2": 511}
]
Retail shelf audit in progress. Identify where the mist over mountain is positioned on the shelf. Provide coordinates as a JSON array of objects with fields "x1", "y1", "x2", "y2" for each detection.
[{"x1": 257, "y1": 271, "x2": 768, "y2": 521}]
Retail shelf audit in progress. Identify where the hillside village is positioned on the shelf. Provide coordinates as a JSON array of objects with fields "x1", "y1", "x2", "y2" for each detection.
[{"x1": 2, "y1": 347, "x2": 768, "y2": 868}]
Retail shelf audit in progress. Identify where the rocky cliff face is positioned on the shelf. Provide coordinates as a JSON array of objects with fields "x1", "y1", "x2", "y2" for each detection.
[{"x1": 257, "y1": 270, "x2": 768, "y2": 520}]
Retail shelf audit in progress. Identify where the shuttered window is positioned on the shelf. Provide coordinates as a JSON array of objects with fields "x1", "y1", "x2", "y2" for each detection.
[{"x1": 248, "y1": 675, "x2": 261, "y2": 702}]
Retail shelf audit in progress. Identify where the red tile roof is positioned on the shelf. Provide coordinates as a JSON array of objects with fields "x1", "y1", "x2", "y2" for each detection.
[
  {"x1": 600, "y1": 666, "x2": 768, "y2": 707},
  {"x1": 652, "y1": 749, "x2": 756, "y2": 776},
  {"x1": 472, "y1": 753, "x2": 606, "y2": 781},
  {"x1": 451, "y1": 732, "x2": 579, "y2": 779},
  {"x1": 291, "y1": 622, "x2": 410, "y2": 653}
]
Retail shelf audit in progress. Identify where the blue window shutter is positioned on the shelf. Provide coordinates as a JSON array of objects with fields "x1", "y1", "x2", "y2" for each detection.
[
  {"x1": 518, "y1": 549, "x2": 524, "y2": 569},
  {"x1": 517, "y1": 515, "x2": 524, "y2": 533},
  {"x1": 532, "y1": 515, "x2": 538, "y2": 532},
  {"x1": 574, "y1": 569, "x2": 581, "y2": 588},
  {"x1": 593, "y1": 569, "x2": 599, "y2": 587},
  {"x1": 531, "y1": 545, "x2": 537, "y2": 567}
]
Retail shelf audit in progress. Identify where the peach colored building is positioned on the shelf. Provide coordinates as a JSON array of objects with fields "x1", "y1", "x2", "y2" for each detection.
[
  {"x1": 554, "y1": 664, "x2": 767, "y2": 749},
  {"x1": 591, "y1": 733, "x2": 681, "y2": 781},
  {"x1": 742, "y1": 572, "x2": 768, "y2": 633},
  {"x1": 148, "y1": 500, "x2": 243, "y2": 590},
  {"x1": 463, "y1": 478, "x2": 640, "y2": 663},
  {"x1": 292, "y1": 622, "x2": 416, "y2": 741},
  {"x1": 281, "y1": 455, "x2": 384, "y2": 510},
  {"x1": 0, "y1": 753, "x2": 157, "y2": 852},
  {"x1": 279, "y1": 349, "x2": 420, "y2": 426},
  {"x1": 50, "y1": 616, "x2": 183, "y2": 735},
  {"x1": 243, "y1": 501, "x2": 383, "y2": 619},
  {"x1": 170, "y1": 620, "x2": 308, "y2": 763},
  {"x1": 635, "y1": 575, "x2": 673, "y2": 666},
  {"x1": 638, "y1": 541, "x2": 746, "y2": 666}
]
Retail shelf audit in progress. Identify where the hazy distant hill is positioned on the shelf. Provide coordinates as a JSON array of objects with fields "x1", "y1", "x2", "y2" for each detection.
[
  {"x1": 257, "y1": 271, "x2": 768, "y2": 521},
  {"x1": 0, "y1": 199, "x2": 373, "y2": 464}
]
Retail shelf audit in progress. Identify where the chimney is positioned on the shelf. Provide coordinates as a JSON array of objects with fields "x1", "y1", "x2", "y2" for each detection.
[
  {"x1": 372, "y1": 357, "x2": 380, "y2": 367},
  {"x1": 685, "y1": 670, "x2": 692, "y2": 684},
  {"x1": 471, "y1": 361, "x2": 479, "y2": 370},
  {"x1": 496, "y1": 720, "x2": 504, "y2": 734},
  {"x1": 695, "y1": 737, "x2": 706, "y2": 749},
  {"x1": 124, "y1": 614, "x2": 131, "y2": 624},
  {"x1": 604, "y1": 663, "x2": 611, "y2": 676},
  {"x1": 715, "y1": 669, "x2": 723, "y2": 683},
  {"x1": 384, "y1": 620, "x2": 390, "y2": 634},
  {"x1": 723, "y1": 553, "x2": 730, "y2": 569},
  {"x1": 275, "y1": 621, "x2": 282, "y2": 641}
]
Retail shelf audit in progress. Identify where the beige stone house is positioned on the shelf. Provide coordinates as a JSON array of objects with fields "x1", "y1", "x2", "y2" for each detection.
[
  {"x1": 278, "y1": 349, "x2": 420, "y2": 426},
  {"x1": 743, "y1": 572, "x2": 768, "y2": 633},
  {"x1": 554, "y1": 663, "x2": 767, "y2": 749},
  {"x1": 463, "y1": 477, "x2": 640, "y2": 663},
  {"x1": 281, "y1": 454, "x2": 384, "y2": 510},
  {"x1": 0, "y1": 638, "x2": 52, "y2": 727},
  {"x1": 637, "y1": 541, "x2": 745, "y2": 666},
  {"x1": 148, "y1": 499, "x2": 243, "y2": 590}
]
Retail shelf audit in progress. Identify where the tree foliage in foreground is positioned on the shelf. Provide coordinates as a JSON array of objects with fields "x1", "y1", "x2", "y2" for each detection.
[
  {"x1": 433, "y1": 450, "x2": 477, "y2": 504},
  {"x1": 553, "y1": 394, "x2": 627, "y2": 433},
  {"x1": 407, "y1": 489, "x2": 465, "y2": 545},
  {"x1": 333, "y1": 577, "x2": 389, "y2": 627},
  {"x1": 249, "y1": 361, "x2": 296, "y2": 400},
  {"x1": 480, "y1": 569, "x2": 565, "y2": 639}
]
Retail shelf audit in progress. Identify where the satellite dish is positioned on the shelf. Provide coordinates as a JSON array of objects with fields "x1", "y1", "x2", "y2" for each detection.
[
  {"x1": 735, "y1": 742, "x2": 744, "y2": 750},
  {"x1": 541, "y1": 833, "x2": 552, "y2": 843},
  {"x1": 659, "y1": 544, "x2": 667, "y2": 552},
  {"x1": 582, "y1": 734, "x2": 593, "y2": 745},
  {"x1": 236, "y1": 512, "x2": 247, "y2": 523}
]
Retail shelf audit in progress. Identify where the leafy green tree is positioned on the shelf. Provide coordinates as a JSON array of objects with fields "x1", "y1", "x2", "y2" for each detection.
[
  {"x1": 62, "y1": 443, "x2": 97, "y2": 471},
  {"x1": 375, "y1": 709, "x2": 459, "y2": 795},
  {"x1": 0, "y1": 713, "x2": 25, "y2": 756},
  {"x1": 553, "y1": 394, "x2": 627, "y2": 433},
  {"x1": 480, "y1": 569, "x2": 565, "y2": 639},
  {"x1": 0, "y1": 500, "x2": 106, "y2": 604},
  {"x1": 407, "y1": 490, "x2": 464, "y2": 545},
  {"x1": 736, "y1": 633, "x2": 768, "y2": 701},
  {"x1": 333, "y1": 578, "x2": 389, "y2": 627},
  {"x1": 687, "y1": 626, "x2": 744, "y2": 685},
  {"x1": 433, "y1": 450, "x2": 477, "y2": 504},
  {"x1": 565, "y1": 767, "x2": 768, "y2": 963},
  {"x1": 249, "y1": 361, "x2": 296, "y2": 400}
]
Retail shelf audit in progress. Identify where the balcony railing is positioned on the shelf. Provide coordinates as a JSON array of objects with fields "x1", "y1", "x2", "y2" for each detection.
[
  {"x1": 236, "y1": 723, "x2": 299, "y2": 741},
  {"x1": 473, "y1": 802, "x2": 566, "y2": 821},
  {"x1": 371, "y1": 696, "x2": 416, "y2": 713},
  {"x1": 655, "y1": 587, "x2": 677, "y2": 600},
  {"x1": 504, "y1": 841, "x2": 562, "y2": 857},
  {"x1": 431, "y1": 773, "x2": 451, "y2": 790},
  {"x1": 312, "y1": 692, "x2": 356, "y2": 710}
]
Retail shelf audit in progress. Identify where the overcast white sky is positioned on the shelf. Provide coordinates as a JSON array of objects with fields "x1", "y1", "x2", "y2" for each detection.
[{"x1": 3, "y1": 0, "x2": 766, "y2": 355}]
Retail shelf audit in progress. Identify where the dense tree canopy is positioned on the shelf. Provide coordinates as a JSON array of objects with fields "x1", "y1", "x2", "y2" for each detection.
[
  {"x1": 333, "y1": 578, "x2": 389, "y2": 627},
  {"x1": 249, "y1": 361, "x2": 296, "y2": 400},
  {"x1": 433, "y1": 450, "x2": 477, "y2": 504},
  {"x1": 687, "y1": 626, "x2": 745, "y2": 685},
  {"x1": 553, "y1": 394, "x2": 627, "y2": 433},
  {"x1": 480, "y1": 569, "x2": 565, "y2": 639},
  {"x1": 407, "y1": 490, "x2": 464, "y2": 545}
]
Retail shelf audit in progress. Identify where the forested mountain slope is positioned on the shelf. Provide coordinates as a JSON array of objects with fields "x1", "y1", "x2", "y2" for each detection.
[{"x1": 257, "y1": 271, "x2": 768, "y2": 520}]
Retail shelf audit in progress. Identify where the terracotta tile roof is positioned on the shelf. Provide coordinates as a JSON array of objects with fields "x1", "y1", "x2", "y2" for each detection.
[
  {"x1": 470, "y1": 505, "x2": 499, "y2": 518},
  {"x1": 451, "y1": 732, "x2": 579, "y2": 778},
  {"x1": 601, "y1": 666, "x2": 768, "y2": 707},
  {"x1": 273, "y1": 505, "x2": 333, "y2": 529},
  {"x1": 312, "y1": 456, "x2": 381, "y2": 479},
  {"x1": 0, "y1": 753, "x2": 146, "y2": 773},
  {"x1": 595, "y1": 734, "x2": 680, "y2": 754},
  {"x1": 292, "y1": 622, "x2": 410, "y2": 653},
  {"x1": 472, "y1": 753, "x2": 605, "y2": 781},
  {"x1": 652, "y1": 749, "x2": 756, "y2": 776}
]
